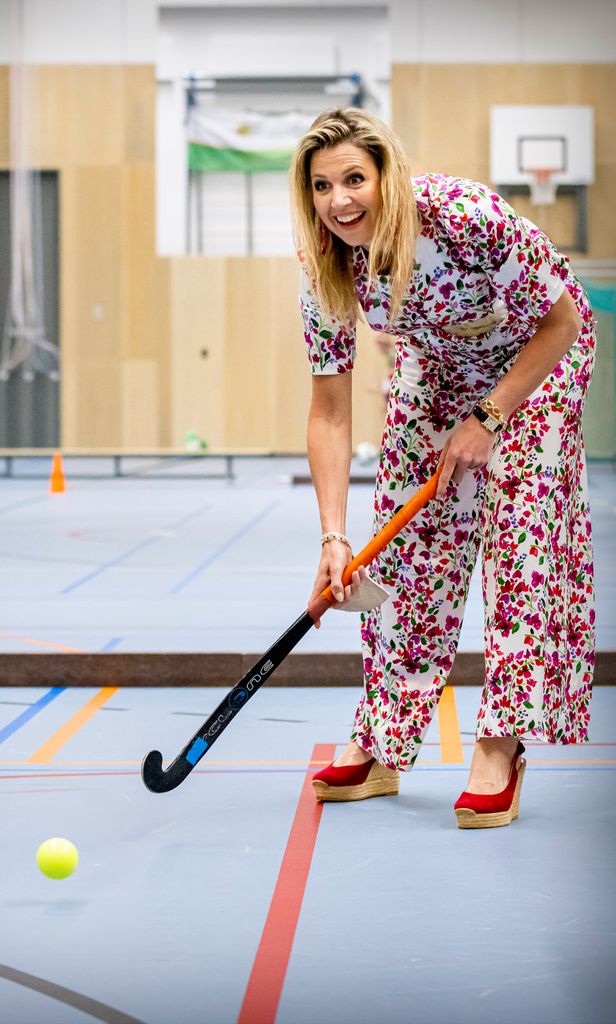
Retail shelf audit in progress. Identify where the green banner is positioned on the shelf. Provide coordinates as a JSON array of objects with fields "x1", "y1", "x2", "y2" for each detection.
[{"x1": 188, "y1": 142, "x2": 293, "y2": 174}]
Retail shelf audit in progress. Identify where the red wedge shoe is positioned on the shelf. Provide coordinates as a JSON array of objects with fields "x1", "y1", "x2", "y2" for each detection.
[
  {"x1": 454, "y1": 742, "x2": 526, "y2": 829},
  {"x1": 312, "y1": 756, "x2": 399, "y2": 803}
]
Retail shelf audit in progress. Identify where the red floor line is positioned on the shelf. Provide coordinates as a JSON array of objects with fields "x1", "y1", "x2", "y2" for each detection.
[{"x1": 237, "y1": 742, "x2": 336, "y2": 1024}]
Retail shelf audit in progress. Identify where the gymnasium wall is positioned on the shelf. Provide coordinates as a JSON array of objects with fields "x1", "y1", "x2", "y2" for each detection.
[
  {"x1": 2, "y1": 0, "x2": 616, "y2": 66},
  {"x1": 393, "y1": 63, "x2": 616, "y2": 262},
  {"x1": 1, "y1": 0, "x2": 615, "y2": 453}
]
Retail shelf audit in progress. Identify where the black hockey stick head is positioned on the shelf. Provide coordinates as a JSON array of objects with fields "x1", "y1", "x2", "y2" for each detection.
[{"x1": 141, "y1": 750, "x2": 193, "y2": 794}]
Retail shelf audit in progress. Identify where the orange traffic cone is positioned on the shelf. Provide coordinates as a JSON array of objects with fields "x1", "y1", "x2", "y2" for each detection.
[{"x1": 49, "y1": 452, "x2": 65, "y2": 494}]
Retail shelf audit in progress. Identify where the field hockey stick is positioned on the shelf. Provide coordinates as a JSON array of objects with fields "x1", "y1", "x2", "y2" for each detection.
[{"x1": 141, "y1": 466, "x2": 442, "y2": 793}]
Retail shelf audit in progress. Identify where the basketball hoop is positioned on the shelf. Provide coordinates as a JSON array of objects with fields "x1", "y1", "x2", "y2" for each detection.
[{"x1": 527, "y1": 168, "x2": 558, "y2": 206}]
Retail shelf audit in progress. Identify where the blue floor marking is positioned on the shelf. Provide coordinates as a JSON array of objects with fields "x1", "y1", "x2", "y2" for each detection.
[
  {"x1": 0, "y1": 495, "x2": 50, "y2": 516},
  {"x1": 171, "y1": 501, "x2": 212, "y2": 529},
  {"x1": 60, "y1": 502, "x2": 212, "y2": 596},
  {"x1": 61, "y1": 537, "x2": 159, "y2": 594},
  {"x1": 0, "y1": 687, "x2": 65, "y2": 745},
  {"x1": 171, "y1": 500, "x2": 280, "y2": 594},
  {"x1": 100, "y1": 637, "x2": 123, "y2": 652}
]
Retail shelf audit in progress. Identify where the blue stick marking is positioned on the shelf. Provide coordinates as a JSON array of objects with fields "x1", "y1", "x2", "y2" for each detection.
[
  {"x1": 0, "y1": 687, "x2": 65, "y2": 745},
  {"x1": 186, "y1": 737, "x2": 209, "y2": 765}
]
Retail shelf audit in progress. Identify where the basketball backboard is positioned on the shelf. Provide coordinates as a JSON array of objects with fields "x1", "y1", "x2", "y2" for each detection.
[{"x1": 490, "y1": 105, "x2": 594, "y2": 192}]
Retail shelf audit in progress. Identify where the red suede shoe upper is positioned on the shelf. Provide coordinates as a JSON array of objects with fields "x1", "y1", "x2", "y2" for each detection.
[
  {"x1": 312, "y1": 757, "x2": 376, "y2": 787},
  {"x1": 454, "y1": 741, "x2": 526, "y2": 814}
]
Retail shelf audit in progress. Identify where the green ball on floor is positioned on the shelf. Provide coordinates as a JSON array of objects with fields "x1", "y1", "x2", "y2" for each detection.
[{"x1": 36, "y1": 838, "x2": 79, "y2": 879}]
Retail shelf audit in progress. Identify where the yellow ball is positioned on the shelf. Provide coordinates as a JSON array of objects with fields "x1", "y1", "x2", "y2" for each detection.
[{"x1": 36, "y1": 838, "x2": 79, "y2": 880}]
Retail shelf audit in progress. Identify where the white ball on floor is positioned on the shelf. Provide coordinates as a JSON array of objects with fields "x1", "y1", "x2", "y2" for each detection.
[{"x1": 355, "y1": 442, "x2": 378, "y2": 466}]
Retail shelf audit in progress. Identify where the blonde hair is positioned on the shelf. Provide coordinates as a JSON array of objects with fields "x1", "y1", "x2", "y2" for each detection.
[{"x1": 289, "y1": 108, "x2": 418, "y2": 323}]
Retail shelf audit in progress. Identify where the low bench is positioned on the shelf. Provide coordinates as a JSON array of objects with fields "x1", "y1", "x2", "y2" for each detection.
[{"x1": 0, "y1": 448, "x2": 274, "y2": 481}]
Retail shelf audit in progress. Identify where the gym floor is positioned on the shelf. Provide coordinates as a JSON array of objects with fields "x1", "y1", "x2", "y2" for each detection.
[{"x1": 2, "y1": 457, "x2": 615, "y2": 1024}]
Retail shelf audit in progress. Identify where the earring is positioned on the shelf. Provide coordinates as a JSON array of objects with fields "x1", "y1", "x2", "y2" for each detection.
[{"x1": 319, "y1": 221, "x2": 329, "y2": 255}]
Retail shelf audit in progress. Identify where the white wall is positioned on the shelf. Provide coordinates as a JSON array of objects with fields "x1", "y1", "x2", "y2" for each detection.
[
  {"x1": 158, "y1": 5, "x2": 389, "y2": 78},
  {"x1": 0, "y1": 0, "x2": 157, "y2": 63},
  {"x1": 389, "y1": 0, "x2": 616, "y2": 64},
  {"x1": 156, "y1": 5, "x2": 390, "y2": 254},
  {"x1": 1, "y1": 0, "x2": 616, "y2": 65}
]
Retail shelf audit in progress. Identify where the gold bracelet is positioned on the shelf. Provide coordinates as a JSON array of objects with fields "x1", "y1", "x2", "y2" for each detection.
[
  {"x1": 321, "y1": 531, "x2": 352, "y2": 549},
  {"x1": 479, "y1": 397, "x2": 506, "y2": 426}
]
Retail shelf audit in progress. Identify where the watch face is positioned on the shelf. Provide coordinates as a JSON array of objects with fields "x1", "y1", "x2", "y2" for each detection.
[{"x1": 473, "y1": 407, "x2": 501, "y2": 432}]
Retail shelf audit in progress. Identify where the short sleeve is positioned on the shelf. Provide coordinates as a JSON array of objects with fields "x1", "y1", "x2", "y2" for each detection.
[
  {"x1": 432, "y1": 179, "x2": 567, "y2": 322},
  {"x1": 299, "y1": 267, "x2": 356, "y2": 375}
]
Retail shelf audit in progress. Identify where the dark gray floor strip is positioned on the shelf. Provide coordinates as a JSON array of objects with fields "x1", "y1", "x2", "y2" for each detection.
[
  {"x1": 0, "y1": 651, "x2": 614, "y2": 686},
  {"x1": 0, "y1": 963, "x2": 147, "y2": 1024}
]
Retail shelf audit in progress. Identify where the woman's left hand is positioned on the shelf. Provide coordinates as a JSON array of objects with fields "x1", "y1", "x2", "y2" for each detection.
[{"x1": 436, "y1": 416, "x2": 497, "y2": 500}]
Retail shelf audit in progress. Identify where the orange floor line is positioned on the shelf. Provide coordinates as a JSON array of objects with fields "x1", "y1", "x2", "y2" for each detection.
[
  {"x1": 0, "y1": 632, "x2": 82, "y2": 653},
  {"x1": 26, "y1": 688, "x2": 119, "y2": 764},
  {"x1": 437, "y1": 686, "x2": 464, "y2": 763}
]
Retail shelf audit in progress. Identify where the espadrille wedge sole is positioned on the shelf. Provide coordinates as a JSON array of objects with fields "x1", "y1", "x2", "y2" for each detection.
[
  {"x1": 455, "y1": 759, "x2": 526, "y2": 829},
  {"x1": 313, "y1": 761, "x2": 400, "y2": 802}
]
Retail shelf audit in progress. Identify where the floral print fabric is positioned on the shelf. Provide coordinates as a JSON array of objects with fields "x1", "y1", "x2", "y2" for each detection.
[{"x1": 301, "y1": 175, "x2": 596, "y2": 770}]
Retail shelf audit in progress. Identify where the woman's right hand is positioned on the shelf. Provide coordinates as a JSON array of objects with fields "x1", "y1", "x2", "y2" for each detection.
[{"x1": 308, "y1": 541, "x2": 366, "y2": 628}]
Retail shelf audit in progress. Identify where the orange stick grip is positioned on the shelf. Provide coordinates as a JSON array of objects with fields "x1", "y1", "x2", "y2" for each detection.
[{"x1": 308, "y1": 466, "x2": 442, "y2": 622}]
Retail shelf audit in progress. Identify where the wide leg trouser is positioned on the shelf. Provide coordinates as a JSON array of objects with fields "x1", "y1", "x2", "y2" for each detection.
[{"x1": 351, "y1": 316, "x2": 596, "y2": 771}]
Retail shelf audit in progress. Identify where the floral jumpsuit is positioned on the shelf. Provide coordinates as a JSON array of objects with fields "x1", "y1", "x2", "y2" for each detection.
[{"x1": 301, "y1": 175, "x2": 596, "y2": 771}]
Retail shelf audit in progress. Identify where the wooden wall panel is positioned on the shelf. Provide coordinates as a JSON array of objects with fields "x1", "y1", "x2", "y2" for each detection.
[
  {"x1": 122, "y1": 359, "x2": 159, "y2": 448},
  {"x1": 61, "y1": 158, "x2": 169, "y2": 448},
  {"x1": 30, "y1": 66, "x2": 127, "y2": 167},
  {"x1": 125, "y1": 163, "x2": 163, "y2": 361},
  {"x1": 2, "y1": 65, "x2": 154, "y2": 170},
  {"x1": 61, "y1": 165, "x2": 127, "y2": 446},
  {"x1": 0, "y1": 67, "x2": 8, "y2": 165},
  {"x1": 123, "y1": 67, "x2": 156, "y2": 162},
  {"x1": 166, "y1": 256, "x2": 390, "y2": 454},
  {"x1": 169, "y1": 257, "x2": 226, "y2": 449},
  {"x1": 268, "y1": 258, "x2": 311, "y2": 451},
  {"x1": 224, "y1": 259, "x2": 276, "y2": 448},
  {"x1": 60, "y1": 364, "x2": 79, "y2": 448},
  {"x1": 152, "y1": 256, "x2": 171, "y2": 447},
  {"x1": 392, "y1": 63, "x2": 616, "y2": 259},
  {"x1": 72, "y1": 360, "x2": 123, "y2": 448}
]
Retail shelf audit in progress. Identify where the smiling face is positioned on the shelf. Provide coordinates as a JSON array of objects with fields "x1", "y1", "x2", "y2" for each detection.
[{"x1": 310, "y1": 142, "x2": 381, "y2": 248}]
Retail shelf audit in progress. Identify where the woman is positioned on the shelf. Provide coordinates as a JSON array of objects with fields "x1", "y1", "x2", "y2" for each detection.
[{"x1": 289, "y1": 108, "x2": 596, "y2": 828}]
